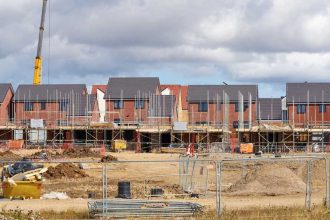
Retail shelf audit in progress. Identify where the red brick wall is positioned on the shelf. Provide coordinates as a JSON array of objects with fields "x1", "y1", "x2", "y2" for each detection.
[
  {"x1": 188, "y1": 102, "x2": 257, "y2": 128},
  {"x1": 105, "y1": 100, "x2": 149, "y2": 123},
  {"x1": 188, "y1": 103, "x2": 219, "y2": 125},
  {"x1": 67, "y1": 116, "x2": 91, "y2": 125},
  {"x1": 15, "y1": 102, "x2": 95, "y2": 127},
  {"x1": 0, "y1": 89, "x2": 13, "y2": 125},
  {"x1": 91, "y1": 100, "x2": 100, "y2": 123},
  {"x1": 146, "y1": 116, "x2": 173, "y2": 125},
  {"x1": 14, "y1": 102, "x2": 67, "y2": 127},
  {"x1": 105, "y1": 98, "x2": 178, "y2": 125},
  {"x1": 288, "y1": 104, "x2": 330, "y2": 126}
]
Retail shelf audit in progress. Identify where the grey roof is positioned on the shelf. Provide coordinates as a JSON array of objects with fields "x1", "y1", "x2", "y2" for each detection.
[
  {"x1": 0, "y1": 83, "x2": 13, "y2": 103},
  {"x1": 67, "y1": 94, "x2": 96, "y2": 116},
  {"x1": 220, "y1": 85, "x2": 258, "y2": 101},
  {"x1": 104, "y1": 77, "x2": 160, "y2": 99},
  {"x1": 287, "y1": 83, "x2": 330, "y2": 103},
  {"x1": 14, "y1": 84, "x2": 86, "y2": 101},
  {"x1": 187, "y1": 85, "x2": 258, "y2": 102},
  {"x1": 148, "y1": 95, "x2": 176, "y2": 117},
  {"x1": 258, "y1": 98, "x2": 282, "y2": 120},
  {"x1": 187, "y1": 85, "x2": 220, "y2": 102}
]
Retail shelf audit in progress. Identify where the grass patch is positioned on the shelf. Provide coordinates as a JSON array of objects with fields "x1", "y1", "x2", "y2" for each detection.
[
  {"x1": 39, "y1": 209, "x2": 89, "y2": 219},
  {"x1": 197, "y1": 206, "x2": 330, "y2": 220},
  {"x1": 38, "y1": 206, "x2": 330, "y2": 219},
  {"x1": 0, "y1": 208, "x2": 88, "y2": 220},
  {"x1": 0, "y1": 208, "x2": 42, "y2": 220},
  {"x1": 1, "y1": 206, "x2": 330, "y2": 219}
]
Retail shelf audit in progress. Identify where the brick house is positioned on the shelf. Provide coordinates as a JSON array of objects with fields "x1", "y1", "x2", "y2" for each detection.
[
  {"x1": 13, "y1": 84, "x2": 94, "y2": 127},
  {"x1": 0, "y1": 84, "x2": 14, "y2": 125},
  {"x1": 287, "y1": 83, "x2": 330, "y2": 126},
  {"x1": 104, "y1": 77, "x2": 161, "y2": 124},
  {"x1": 187, "y1": 85, "x2": 258, "y2": 129}
]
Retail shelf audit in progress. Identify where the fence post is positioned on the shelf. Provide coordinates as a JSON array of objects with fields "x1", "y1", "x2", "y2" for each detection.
[
  {"x1": 105, "y1": 163, "x2": 108, "y2": 214},
  {"x1": 216, "y1": 161, "x2": 222, "y2": 216},
  {"x1": 185, "y1": 156, "x2": 190, "y2": 190},
  {"x1": 326, "y1": 158, "x2": 329, "y2": 209},
  {"x1": 102, "y1": 164, "x2": 105, "y2": 215},
  {"x1": 190, "y1": 156, "x2": 197, "y2": 191},
  {"x1": 305, "y1": 160, "x2": 312, "y2": 210}
]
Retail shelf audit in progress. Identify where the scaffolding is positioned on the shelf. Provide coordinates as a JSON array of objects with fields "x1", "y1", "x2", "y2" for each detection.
[{"x1": 0, "y1": 86, "x2": 327, "y2": 153}]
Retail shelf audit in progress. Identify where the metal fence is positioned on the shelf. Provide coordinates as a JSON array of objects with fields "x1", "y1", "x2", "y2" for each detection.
[
  {"x1": 179, "y1": 154, "x2": 211, "y2": 195},
  {"x1": 97, "y1": 159, "x2": 216, "y2": 218},
  {"x1": 216, "y1": 156, "x2": 330, "y2": 215},
  {"x1": 0, "y1": 155, "x2": 329, "y2": 218}
]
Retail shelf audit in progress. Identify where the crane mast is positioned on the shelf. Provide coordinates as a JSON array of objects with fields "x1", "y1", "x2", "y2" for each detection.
[{"x1": 33, "y1": 0, "x2": 48, "y2": 85}]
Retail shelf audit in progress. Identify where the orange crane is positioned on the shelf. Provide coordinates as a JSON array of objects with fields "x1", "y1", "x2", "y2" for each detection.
[{"x1": 33, "y1": 0, "x2": 48, "y2": 85}]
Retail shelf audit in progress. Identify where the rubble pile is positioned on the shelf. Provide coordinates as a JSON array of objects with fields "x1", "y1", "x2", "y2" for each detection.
[
  {"x1": 0, "y1": 151, "x2": 22, "y2": 161},
  {"x1": 101, "y1": 155, "x2": 118, "y2": 162},
  {"x1": 44, "y1": 163, "x2": 88, "y2": 179}
]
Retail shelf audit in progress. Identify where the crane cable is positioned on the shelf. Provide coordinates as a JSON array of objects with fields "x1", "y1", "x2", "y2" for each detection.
[{"x1": 47, "y1": 0, "x2": 51, "y2": 84}]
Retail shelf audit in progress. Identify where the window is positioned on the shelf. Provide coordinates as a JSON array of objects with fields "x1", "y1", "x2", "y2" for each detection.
[
  {"x1": 216, "y1": 102, "x2": 221, "y2": 112},
  {"x1": 233, "y1": 121, "x2": 249, "y2": 129},
  {"x1": 235, "y1": 102, "x2": 240, "y2": 112},
  {"x1": 235, "y1": 102, "x2": 248, "y2": 112},
  {"x1": 40, "y1": 102, "x2": 46, "y2": 110},
  {"x1": 24, "y1": 102, "x2": 34, "y2": 111},
  {"x1": 114, "y1": 100, "x2": 123, "y2": 109},
  {"x1": 114, "y1": 118, "x2": 121, "y2": 124},
  {"x1": 57, "y1": 120, "x2": 68, "y2": 126},
  {"x1": 319, "y1": 104, "x2": 326, "y2": 113},
  {"x1": 297, "y1": 104, "x2": 306, "y2": 114},
  {"x1": 59, "y1": 102, "x2": 67, "y2": 111},
  {"x1": 282, "y1": 110, "x2": 288, "y2": 122},
  {"x1": 243, "y1": 121, "x2": 249, "y2": 128},
  {"x1": 244, "y1": 102, "x2": 248, "y2": 111},
  {"x1": 198, "y1": 102, "x2": 208, "y2": 112},
  {"x1": 21, "y1": 120, "x2": 30, "y2": 126},
  {"x1": 135, "y1": 99, "x2": 144, "y2": 109},
  {"x1": 196, "y1": 121, "x2": 208, "y2": 125}
]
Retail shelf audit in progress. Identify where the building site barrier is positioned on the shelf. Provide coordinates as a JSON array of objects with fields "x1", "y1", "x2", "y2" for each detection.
[
  {"x1": 0, "y1": 158, "x2": 217, "y2": 218},
  {"x1": 0, "y1": 154, "x2": 329, "y2": 217},
  {"x1": 215, "y1": 156, "x2": 330, "y2": 216}
]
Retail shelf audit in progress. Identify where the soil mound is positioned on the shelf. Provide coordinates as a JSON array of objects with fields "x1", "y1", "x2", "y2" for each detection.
[
  {"x1": 44, "y1": 163, "x2": 88, "y2": 179},
  {"x1": 294, "y1": 160, "x2": 326, "y2": 187},
  {"x1": 62, "y1": 148, "x2": 100, "y2": 158},
  {"x1": 226, "y1": 164, "x2": 306, "y2": 196},
  {"x1": 0, "y1": 151, "x2": 22, "y2": 161},
  {"x1": 28, "y1": 148, "x2": 100, "y2": 159},
  {"x1": 101, "y1": 155, "x2": 118, "y2": 162}
]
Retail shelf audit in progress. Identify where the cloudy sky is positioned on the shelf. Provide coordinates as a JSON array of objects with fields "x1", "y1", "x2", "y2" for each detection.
[{"x1": 1, "y1": 0, "x2": 330, "y2": 97}]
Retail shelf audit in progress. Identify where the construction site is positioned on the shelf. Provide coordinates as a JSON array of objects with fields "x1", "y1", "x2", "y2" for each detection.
[
  {"x1": 0, "y1": 68, "x2": 330, "y2": 218},
  {"x1": 1, "y1": 0, "x2": 330, "y2": 220},
  {"x1": 2, "y1": 81, "x2": 330, "y2": 156}
]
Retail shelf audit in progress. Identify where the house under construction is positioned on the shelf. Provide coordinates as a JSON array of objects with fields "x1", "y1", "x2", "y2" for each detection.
[{"x1": 0, "y1": 79, "x2": 328, "y2": 153}]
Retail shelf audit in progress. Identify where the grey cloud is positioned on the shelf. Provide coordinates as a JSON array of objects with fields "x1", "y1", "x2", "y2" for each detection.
[{"x1": 1, "y1": 0, "x2": 330, "y2": 97}]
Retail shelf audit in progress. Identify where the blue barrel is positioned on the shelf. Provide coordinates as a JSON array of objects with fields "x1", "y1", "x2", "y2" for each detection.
[{"x1": 117, "y1": 181, "x2": 131, "y2": 199}]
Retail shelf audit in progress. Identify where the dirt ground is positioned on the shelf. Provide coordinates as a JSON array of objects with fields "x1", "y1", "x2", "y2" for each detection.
[{"x1": 0, "y1": 150, "x2": 327, "y2": 213}]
